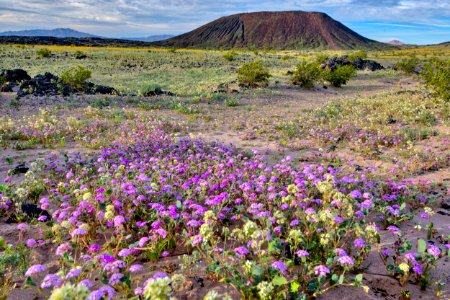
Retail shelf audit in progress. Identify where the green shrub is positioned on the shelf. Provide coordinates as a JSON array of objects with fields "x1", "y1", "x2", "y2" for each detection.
[
  {"x1": 315, "y1": 53, "x2": 328, "y2": 64},
  {"x1": 141, "y1": 84, "x2": 162, "y2": 96},
  {"x1": 224, "y1": 99, "x2": 239, "y2": 107},
  {"x1": 395, "y1": 57, "x2": 419, "y2": 74},
  {"x1": 323, "y1": 65, "x2": 357, "y2": 87},
  {"x1": 281, "y1": 55, "x2": 291, "y2": 60},
  {"x1": 421, "y1": 59, "x2": 450, "y2": 102},
  {"x1": 168, "y1": 48, "x2": 177, "y2": 53},
  {"x1": 237, "y1": 61, "x2": 271, "y2": 88},
  {"x1": 36, "y1": 48, "x2": 51, "y2": 58},
  {"x1": 291, "y1": 61, "x2": 322, "y2": 88},
  {"x1": 223, "y1": 52, "x2": 237, "y2": 62},
  {"x1": 74, "y1": 50, "x2": 87, "y2": 59},
  {"x1": 348, "y1": 50, "x2": 368, "y2": 62},
  {"x1": 60, "y1": 66, "x2": 92, "y2": 89},
  {"x1": 0, "y1": 76, "x2": 5, "y2": 85}
]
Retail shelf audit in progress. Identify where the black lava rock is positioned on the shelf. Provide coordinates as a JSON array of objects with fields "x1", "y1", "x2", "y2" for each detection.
[
  {"x1": 322, "y1": 56, "x2": 384, "y2": 71},
  {"x1": 12, "y1": 163, "x2": 29, "y2": 174},
  {"x1": 21, "y1": 203, "x2": 51, "y2": 220},
  {"x1": 17, "y1": 72, "x2": 116, "y2": 97},
  {"x1": 0, "y1": 69, "x2": 31, "y2": 83}
]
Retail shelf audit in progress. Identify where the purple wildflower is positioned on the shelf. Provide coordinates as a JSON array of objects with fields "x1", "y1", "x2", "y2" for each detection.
[
  {"x1": 296, "y1": 250, "x2": 310, "y2": 258},
  {"x1": 40, "y1": 274, "x2": 63, "y2": 289},
  {"x1": 25, "y1": 264, "x2": 47, "y2": 277},
  {"x1": 271, "y1": 261, "x2": 287, "y2": 272},
  {"x1": 314, "y1": 265, "x2": 330, "y2": 276},
  {"x1": 338, "y1": 255, "x2": 355, "y2": 266}
]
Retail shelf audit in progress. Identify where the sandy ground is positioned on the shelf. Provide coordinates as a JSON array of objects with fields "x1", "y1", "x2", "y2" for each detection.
[{"x1": 1, "y1": 72, "x2": 449, "y2": 299}]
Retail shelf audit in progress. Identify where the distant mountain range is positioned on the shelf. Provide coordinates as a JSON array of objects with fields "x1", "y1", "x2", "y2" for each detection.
[
  {"x1": 152, "y1": 11, "x2": 391, "y2": 50},
  {"x1": 0, "y1": 28, "x2": 98, "y2": 38},
  {"x1": 0, "y1": 28, "x2": 172, "y2": 42},
  {"x1": 122, "y1": 35, "x2": 174, "y2": 42}
]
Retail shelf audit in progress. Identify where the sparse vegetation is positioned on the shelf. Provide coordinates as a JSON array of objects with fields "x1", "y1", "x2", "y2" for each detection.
[
  {"x1": 223, "y1": 51, "x2": 238, "y2": 61},
  {"x1": 348, "y1": 50, "x2": 368, "y2": 62},
  {"x1": 291, "y1": 61, "x2": 322, "y2": 88},
  {"x1": 36, "y1": 48, "x2": 51, "y2": 58},
  {"x1": 60, "y1": 65, "x2": 91, "y2": 89},
  {"x1": 395, "y1": 57, "x2": 419, "y2": 74},
  {"x1": 0, "y1": 43, "x2": 449, "y2": 300},
  {"x1": 141, "y1": 83, "x2": 162, "y2": 96},
  {"x1": 421, "y1": 58, "x2": 450, "y2": 102},
  {"x1": 323, "y1": 65, "x2": 356, "y2": 87},
  {"x1": 237, "y1": 61, "x2": 271, "y2": 88}
]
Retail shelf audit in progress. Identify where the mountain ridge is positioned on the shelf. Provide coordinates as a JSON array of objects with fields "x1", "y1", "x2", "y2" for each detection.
[{"x1": 0, "y1": 28, "x2": 98, "y2": 38}]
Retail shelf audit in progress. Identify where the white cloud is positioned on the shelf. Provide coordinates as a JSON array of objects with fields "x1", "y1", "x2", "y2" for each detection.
[{"x1": 0, "y1": 0, "x2": 449, "y2": 41}]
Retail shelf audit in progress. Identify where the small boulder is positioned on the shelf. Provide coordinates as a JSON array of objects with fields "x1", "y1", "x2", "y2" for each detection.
[
  {"x1": 0, "y1": 69, "x2": 31, "y2": 83},
  {"x1": 21, "y1": 203, "x2": 51, "y2": 220},
  {"x1": 93, "y1": 85, "x2": 117, "y2": 95}
]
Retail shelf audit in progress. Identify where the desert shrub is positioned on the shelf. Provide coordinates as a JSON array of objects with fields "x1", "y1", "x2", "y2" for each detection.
[
  {"x1": 224, "y1": 99, "x2": 239, "y2": 107},
  {"x1": 421, "y1": 59, "x2": 450, "y2": 102},
  {"x1": 237, "y1": 61, "x2": 271, "y2": 88},
  {"x1": 141, "y1": 84, "x2": 162, "y2": 96},
  {"x1": 291, "y1": 61, "x2": 322, "y2": 88},
  {"x1": 395, "y1": 57, "x2": 419, "y2": 74},
  {"x1": 60, "y1": 66, "x2": 91, "y2": 89},
  {"x1": 223, "y1": 52, "x2": 237, "y2": 62},
  {"x1": 315, "y1": 53, "x2": 328, "y2": 64},
  {"x1": 0, "y1": 243, "x2": 29, "y2": 280},
  {"x1": 74, "y1": 50, "x2": 87, "y2": 59},
  {"x1": 348, "y1": 50, "x2": 368, "y2": 62},
  {"x1": 36, "y1": 48, "x2": 51, "y2": 58},
  {"x1": 323, "y1": 65, "x2": 356, "y2": 87}
]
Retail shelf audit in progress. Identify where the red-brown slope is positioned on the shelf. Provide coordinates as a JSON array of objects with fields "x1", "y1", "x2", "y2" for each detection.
[{"x1": 153, "y1": 11, "x2": 390, "y2": 50}]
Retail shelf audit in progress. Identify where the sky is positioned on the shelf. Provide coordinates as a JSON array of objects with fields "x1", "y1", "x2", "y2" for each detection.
[{"x1": 0, "y1": 0, "x2": 449, "y2": 44}]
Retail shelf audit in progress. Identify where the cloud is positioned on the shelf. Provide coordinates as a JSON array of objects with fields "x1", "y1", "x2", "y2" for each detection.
[{"x1": 0, "y1": 0, "x2": 449, "y2": 43}]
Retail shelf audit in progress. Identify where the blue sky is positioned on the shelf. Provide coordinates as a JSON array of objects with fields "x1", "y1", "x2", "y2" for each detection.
[{"x1": 0, "y1": 0, "x2": 449, "y2": 44}]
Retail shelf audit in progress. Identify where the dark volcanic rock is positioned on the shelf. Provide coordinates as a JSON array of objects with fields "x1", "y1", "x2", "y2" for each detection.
[
  {"x1": 322, "y1": 56, "x2": 384, "y2": 71},
  {"x1": 93, "y1": 85, "x2": 116, "y2": 95},
  {"x1": 0, "y1": 69, "x2": 31, "y2": 83},
  {"x1": 352, "y1": 57, "x2": 384, "y2": 71},
  {"x1": 17, "y1": 72, "x2": 116, "y2": 97},
  {"x1": 12, "y1": 163, "x2": 29, "y2": 174},
  {"x1": 18, "y1": 72, "x2": 61, "y2": 97},
  {"x1": 0, "y1": 83, "x2": 14, "y2": 92},
  {"x1": 21, "y1": 203, "x2": 51, "y2": 220}
]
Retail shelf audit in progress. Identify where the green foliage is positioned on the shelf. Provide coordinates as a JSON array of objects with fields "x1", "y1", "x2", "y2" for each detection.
[
  {"x1": 168, "y1": 48, "x2": 177, "y2": 53},
  {"x1": 141, "y1": 84, "x2": 162, "y2": 96},
  {"x1": 223, "y1": 52, "x2": 237, "y2": 62},
  {"x1": 348, "y1": 50, "x2": 368, "y2": 62},
  {"x1": 323, "y1": 65, "x2": 356, "y2": 87},
  {"x1": 0, "y1": 243, "x2": 29, "y2": 279},
  {"x1": 0, "y1": 76, "x2": 6, "y2": 85},
  {"x1": 421, "y1": 59, "x2": 450, "y2": 102},
  {"x1": 74, "y1": 50, "x2": 87, "y2": 59},
  {"x1": 291, "y1": 61, "x2": 322, "y2": 88},
  {"x1": 36, "y1": 48, "x2": 52, "y2": 58},
  {"x1": 237, "y1": 61, "x2": 271, "y2": 88},
  {"x1": 224, "y1": 99, "x2": 239, "y2": 107},
  {"x1": 60, "y1": 66, "x2": 92, "y2": 89},
  {"x1": 315, "y1": 53, "x2": 328, "y2": 64},
  {"x1": 395, "y1": 57, "x2": 419, "y2": 74}
]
